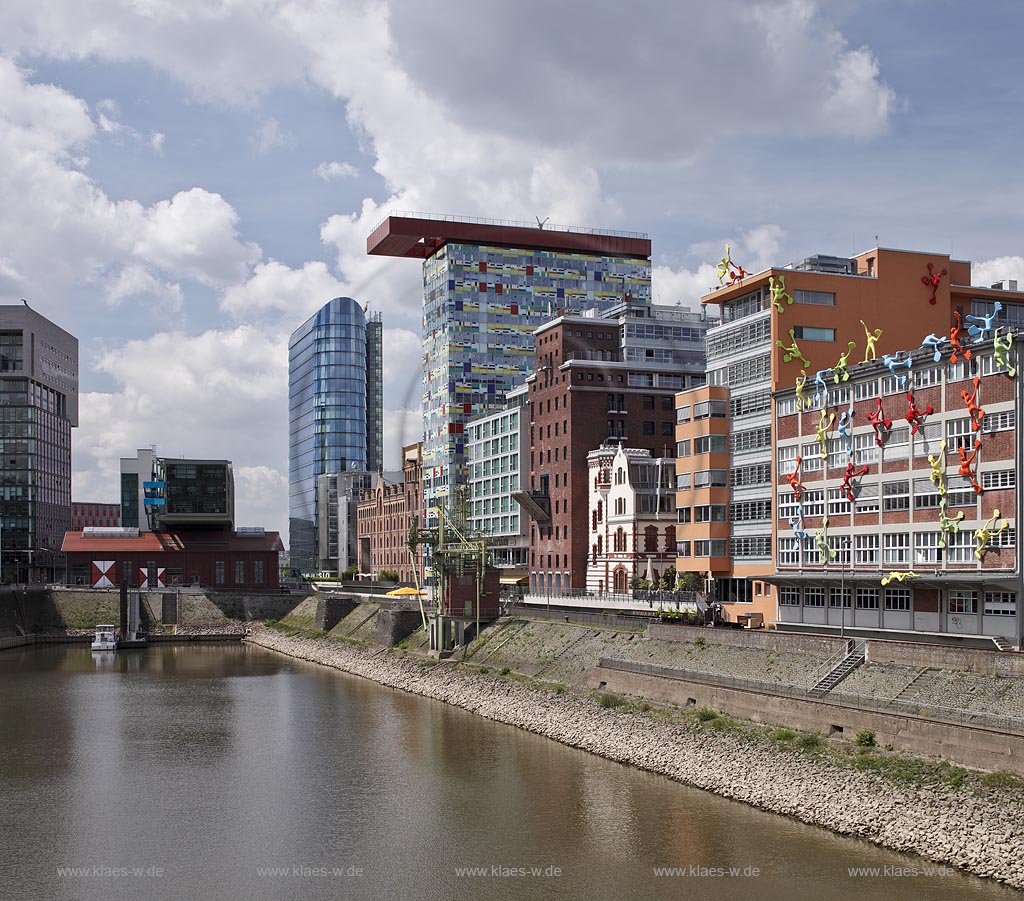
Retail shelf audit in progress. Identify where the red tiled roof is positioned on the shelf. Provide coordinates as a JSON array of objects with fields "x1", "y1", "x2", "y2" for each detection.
[{"x1": 62, "y1": 530, "x2": 284, "y2": 554}]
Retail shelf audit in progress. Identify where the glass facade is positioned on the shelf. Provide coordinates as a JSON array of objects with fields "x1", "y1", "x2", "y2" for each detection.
[
  {"x1": 288, "y1": 297, "x2": 383, "y2": 574},
  {"x1": 421, "y1": 242, "x2": 651, "y2": 514}
]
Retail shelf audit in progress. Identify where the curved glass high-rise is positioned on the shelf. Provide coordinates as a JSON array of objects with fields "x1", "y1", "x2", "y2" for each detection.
[{"x1": 288, "y1": 297, "x2": 383, "y2": 574}]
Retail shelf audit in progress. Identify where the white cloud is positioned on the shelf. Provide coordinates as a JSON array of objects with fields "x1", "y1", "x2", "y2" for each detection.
[
  {"x1": 236, "y1": 465, "x2": 289, "y2": 534},
  {"x1": 220, "y1": 259, "x2": 348, "y2": 320},
  {"x1": 252, "y1": 116, "x2": 293, "y2": 153},
  {"x1": 101, "y1": 264, "x2": 183, "y2": 311},
  {"x1": 314, "y1": 160, "x2": 359, "y2": 180},
  {"x1": 150, "y1": 131, "x2": 165, "y2": 155},
  {"x1": 971, "y1": 256, "x2": 1024, "y2": 290}
]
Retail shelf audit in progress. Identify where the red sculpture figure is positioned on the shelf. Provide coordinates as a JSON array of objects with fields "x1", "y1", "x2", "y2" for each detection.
[
  {"x1": 905, "y1": 391, "x2": 933, "y2": 435},
  {"x1": 958, "y1": 440, "x2": 983, "y2": 493},
  {"x1": 841, "y1": 460, "x2": 870, "y2": 502},
  {"x1": 922, "y1": 262, "x2": 948, "y2": 304},
  {"x1": 786, "y1": 455, "x2": 805, "y2": 501},
  {"x1": 866, "y1": 396, "x2": 892, "y2": 447},
  {"x1": 728, "y1": 263, "x2": 751, "y2": 285},
  {"x1": 961, "y1": 375, "x2": 985, "y2": 431},
  {"x1": 950, "y1": 310, "x2": 972, "y2": 364}
]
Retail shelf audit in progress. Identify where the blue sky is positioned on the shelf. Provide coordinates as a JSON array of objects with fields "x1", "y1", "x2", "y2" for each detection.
[{"x1": 0, "y1": 0, "x2": 1021, "y2": 542}]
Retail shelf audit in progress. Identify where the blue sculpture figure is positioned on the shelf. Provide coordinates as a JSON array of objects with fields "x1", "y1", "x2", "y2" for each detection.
[
  {"x1": 921, "y1": 333, "x2": 950, "y2": 363},
  {"x1": 966, "y1": 301, "x2": 1002, "y2": 343},
  {"x1": 838, "y1": 402, "x2": 855, "y2": 456},
  {"x1": 788, "y1": 511, "x2": 808, "y2": 541},
  {"x1": 882, "y1": 351, "x2": 912, "y2": 390},
  {"x1": 813, "y1": 369, "x2": 832, "y2": 406}
]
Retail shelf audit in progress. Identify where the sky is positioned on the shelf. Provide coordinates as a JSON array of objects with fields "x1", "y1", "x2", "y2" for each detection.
[{"x1": 1, "y1": 0, "x2": 1022, "y2": 544}]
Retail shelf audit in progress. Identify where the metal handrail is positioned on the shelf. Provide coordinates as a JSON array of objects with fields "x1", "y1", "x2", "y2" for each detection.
[{"x1": 372, "y1": 210, "x2": 649, "y2": 240}]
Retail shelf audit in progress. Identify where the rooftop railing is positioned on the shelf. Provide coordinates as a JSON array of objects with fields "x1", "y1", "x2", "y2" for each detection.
[{"x1": 373, "y1": 210, "x2": 649, "y2": 241}]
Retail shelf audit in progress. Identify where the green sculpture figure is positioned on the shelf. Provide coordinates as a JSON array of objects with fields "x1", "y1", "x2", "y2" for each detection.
[
  {"x1": 833, "y1": 341, "x2": 857, "y2": 383},
  {"x1": 716, "y1": 244, "x2": 733, "y2": 287},
  {"x1": 993, "y1": 328, "x2": 1017, "y2": 378},
  {"x1": 769, "y1": 274, "x2": 794, "y2": 313},
  {"x1": 814, "y1": 516, "x2": 836, "y2": 567},
  {"x1": 937, "y1": 498, "x2": 964, "y2": 549},
  {"x1": 776, "y1": 328, "x2": 811, "y2": 368},
  {"x1": 927, "y1": 439, "x2": 947, "y2": 496},
  {"x1": 974, "y1": 509, "x2": 1010, "y2": 560},
  {"x1": 861, "y1": 319, "x2": 882, "y2": 362},
  {"x1": 881, "y1": 571, "x2": 919, "y2": 586},
  {"x1": 816, "y1": 408, "x2": 835, "y2": 460}
]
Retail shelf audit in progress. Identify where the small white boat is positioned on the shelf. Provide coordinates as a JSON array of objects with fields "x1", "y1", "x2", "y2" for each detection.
[{"x1": 91, "y1": 624, "x2": 118, "y2": 651}]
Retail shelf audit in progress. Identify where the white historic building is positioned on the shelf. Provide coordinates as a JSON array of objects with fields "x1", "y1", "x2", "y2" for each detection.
[{"x1": 587, "y1": 444, "x2": 676, "y2": 594}]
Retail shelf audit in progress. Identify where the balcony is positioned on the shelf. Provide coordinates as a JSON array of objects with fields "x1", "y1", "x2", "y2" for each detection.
[{"x1": 511, "y1": 490, "x2": 551, "y2": 523}]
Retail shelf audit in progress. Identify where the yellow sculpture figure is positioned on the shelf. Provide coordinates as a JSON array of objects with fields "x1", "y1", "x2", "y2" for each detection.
[
  {"x1": 974, "y1": 509, "x2": 1010, "y2": 560},
  {"x1": 716, "y1": 243, "x2": 733, "y2": 287},
  {"x1": 993, "y1": 328, "x2": 1017, "y2": 378},
  {"x1": 833, "y1": 341, "x2": 856, "y2": 383},
  {"x1": 927, "y1": 439, "x2": 947, "y2": 496},
  {"x1": 769, "y1": 274, "x2": 793, "y2": 313},
  {"x1": 814, "y1": 515, "x2": 835, "y2": 567},
  {"x1": 937, "y1": 499, "x2": 964, "y2": 549},
  {"x1": 861, "y1": 320, "x2": 883, "y2": 362},
  {"x1": 795, "y1": 370, "x2": 809, "y2": 411},
  {"x1": 881, "y1": 571, "x2": 919, "y2": 586},
  {"x1": 816, "y1": 408, "x2": 835, "y2": 460}
]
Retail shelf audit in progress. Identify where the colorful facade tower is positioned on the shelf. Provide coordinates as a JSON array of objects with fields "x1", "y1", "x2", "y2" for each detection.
[
  {"x1": 367, "y1": 213, "x2": 652, "y2": 517},
  {"x1": 288, "y1": 297, "x2": 383, "y2": 575}
]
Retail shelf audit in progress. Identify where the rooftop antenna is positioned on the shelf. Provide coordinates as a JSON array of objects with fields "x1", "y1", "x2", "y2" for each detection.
[{"x1": 535, "y1": 216, "x2": 549, "y2": 230}]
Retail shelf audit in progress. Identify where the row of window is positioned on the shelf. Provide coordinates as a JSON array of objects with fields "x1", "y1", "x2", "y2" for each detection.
[
  {"x1": 778, "y1": 528, "x2": 1015, "y2": 566},
  {"x1": 778, "y1": 587, "x2": 1015, "y2": 616}
]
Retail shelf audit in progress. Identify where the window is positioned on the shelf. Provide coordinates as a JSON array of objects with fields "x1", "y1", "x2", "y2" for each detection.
[
  {"x1": 854, "y1": 379, "x2": 878, "y2": 401},
  {"x1": 913, "y1": 477, "x2": 941, "y2": 510},
  {"x1": 982, "y1": 470, "x2": 1015, "y2": 490},
  {"x1": 779, "y1": 587, "x2": 801, "y2": 606},
  {"x1": 695, "y1": 539, "x2": 727, "y2": 557},
  {"x1": 947, "y1": 359, "x2": 974, "y2": 382},
  {"x1": 694, "y1": 435, "x2": 727, "y2": 455},
  {"x1": 677, "y1": 439, "x2": 691, "y2": 457},
  {"x1": 662, "y1": 396, "x2": 674, "y2": 410},
  {"x1": 945, "y1": 475, "x2": 978, "y2": 508},
  {"x1": 883, "y1": 533, "x2": 909, "y2": 565},
  {"x1": 730, "y1": 536, "x2": 771, "y2": 558},
  {"x1": 643, "y1": 421, "x2": 655, "y2": 436},
  {"x1": 694, "y1": 504, "x2": 728, "y2": 523},
  {"x1": 693, "y1": 400, "x2": 728, "y2": 420},
  {"x1": 801, "y1": 442, "x2": 824, "y2": 471},
  {"x1": 793, "y1": 290, "x2": 835, "y2": 306},
  {"x1": 643, "y1": 395, "x2": 655, "y2": 410},
  {"x1": 215, "y1": 561, "x2": 225, "y2": 585},
  {"x1": 885, "y1": 588, "x2": 911, "y2": 611},
  {"x1": 677, "y1": 405, "x2": 691, "y2": 424},
  {"x1": 948, "y1": 590, "x2": 978, "y2": 614},
  {"x1": 676, "y1": 540, "x2": 691, "y2": 557},
  {"x1": 856, "y1": 588, "x2": 880, "y2": 610},
  {"x1": 254, "y1": 560, "x2": 265, "y2": 585},
  {"x1": 828, "y1": 487, "x2": 851, "y2": 516},
  {"x1": 854, "y1": 432, "x2": 879, "y2": 465},
  {"x1": 234, "y1": 560, "x2": 245, "y2": 585},
  {"x1": 946, "y1": 416, "x2": 973, "y2": 453},
  {"x1": 913, "y1": 531, "x2": 941, "y2": 565},
  {"x1": 855, "y1": 484, "x2": 879, "y2": 514},
  {"x1": 776, "y1": 396, "x2": 797, "y2": 417},
  {"x1": 777, "y1": 537, "x2": 800, "y2": 566},
  {"x1": 883, "y1": 480, "x2": 910, "y2": 511},
  {"x1": 677, "y1": 507, "x2": 692, "y2": 524},
  {"x1": 799, "y1": 587, "x2": 823, "y2": 608},
  {"x1": 661, "y1": 421, "x2": 674, "y2": 436},
  {"x1": 777, "y1": 491, "x2": 800, "y2": 521},
  {"x1": 945, "y1": 530, "x2": 974, "y2": 564},
  {"x1": 792, "y1": 326, "x2": 835, "y2": 342},
  {"x1": 914, "y1": 422, "x2": 944, "y2": 458},
  {"x1": 676, "y1": 472, "x2": 691, "y2": 490},
  {"x1": 732, "y1": 427, "x2": 771, "y2": 453},
  {"x1": 884, "y1": 426, "x2": 909, "y2": 459},
  {"x1": 829, "y1": 588, "x2": 852, "y2": 608},
  {"x1": 984, "y1": 591, "x2": 1017, "y2": 616},
  {"x1": 802, "y1": 489, "x2": 825, "y2": 517},
  {"x1": 983, "y1": 409, "x2": 1016, "y2": 433},
  {"x1": 777, "y1": 443, "x2": 799, "y2": 467},
  {"x1": 828, "y1": 536, "x2": 851, "y2": 565},
  {"x1": 693, "y1": 469, "x2": 728, "y2": 488},
  {"x1": 915, "y1": 366, "x2": 941, "y2": 389}
]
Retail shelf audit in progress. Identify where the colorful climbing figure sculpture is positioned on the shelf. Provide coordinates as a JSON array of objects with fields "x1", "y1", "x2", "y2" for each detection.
[
  {"x1": 961, "y1": 375, "x2": 984, "y2": 432},
  {"x1": 776, "y1": 329, "x2": 810, "y2": 368},
  {"x1": 937, "y1": 499, "x2": 964, "y2": 549},
  {"x1": 769, "y1": 274, "x2": 794, "y2": 313},
  {"x1": 966, "y1": 302, "x2": 1002, "y2": 344},
  {"x1": 957, "y1": 440, "x2": 983, "y2": 494},
  {"x1": 861, "y1": 320, "x2": 882, "y2": 362},
  {"x1": 921, "y1": 262, "x2": 947, "y2": 305},
  {"x1": 905, "y1": 392, "x2": 933, "y2": 435},
  {"x1": 993, "y1": 328, "x2": 1017, "y2": 378},
  {"x1": 866, "y1": 396, "x2": 892, "y2": 447},
  {"x1": 949, "y1": 310, "x2": 972, "y2": 364},
  {"x1": 974, "y1": 509, "x2": 1009, "y2": 560}
]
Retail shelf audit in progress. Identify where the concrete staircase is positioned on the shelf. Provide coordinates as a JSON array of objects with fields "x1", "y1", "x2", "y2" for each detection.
[
  {"x1": 992, "y1": 636, "x2": 1014, "y2": 651},
  {"x1": 809, "y1": 640, "x2": 866, "y2": 697}
]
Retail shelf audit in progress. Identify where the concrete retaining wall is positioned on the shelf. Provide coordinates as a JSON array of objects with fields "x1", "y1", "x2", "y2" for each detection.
[
  {"x1": 646, "y1": 622, "x2": 847, "y2": 657},
  {"x1": 592, "y1": 664, "x2": 1024, "y2": 775},
  {"x1": 867, "y1": 640, "x2": 1024, "y2": 676},
  {"x1": 315, "y1": 596, "x2": 358, "y2": 632},
  {"x1": 376, "y1": 609, "x2": 423, "y2": 647}
]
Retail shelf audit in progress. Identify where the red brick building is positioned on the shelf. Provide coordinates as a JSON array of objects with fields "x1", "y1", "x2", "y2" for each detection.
[
  {"x1": 71, "y1": 502, "x2": 120, "y2": 529},
  {"x1": 357, "y1": 443, "x2": 423, "y2": 583},
  {"x1": 519, "y1": 313, "x2": 704, "y2": 595},
  {"x1": 62, "y1": 529, "x2": 283, "y2": 590}
]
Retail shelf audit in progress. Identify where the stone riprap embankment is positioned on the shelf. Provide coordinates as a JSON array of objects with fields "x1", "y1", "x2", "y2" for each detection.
[{"x1": 246, "y1": 626, "x2": 1024, "y2": 890}]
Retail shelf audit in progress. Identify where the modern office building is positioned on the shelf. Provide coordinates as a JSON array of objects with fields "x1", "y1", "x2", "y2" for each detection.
[
  {"x1": 0, "y1": 303, "x2": 77, "y2": 583},
  {"x1": 518, "y1": 302, "x2": 712, "y2": 596},
  {"x1": 71, "y1": 502, "x2": 120, "y2": 530},
  {"x1": 466, "y1": 383, "x2": 529, "y2": 586},
  {"x1": 677, "y1": 247, "x2": 1024, "y2": 627},
  {"x1": 357, "y1": 443, "x2": 424, "y2": 583},
  {"x1": 120, "y1": 449, "x2": 234, "y2": 533},
  {"x1": 367, "y1": 213, "x2": 652, "y2": 517},
  {"x1": 316, "y1": 467, "x2": 401, "y2": 577},
  {"x1": 288, "y1": 297, "x2": 383, "y2": 574},
  {"x1": 586, "y1": 444, "x2": 676, "y2": 594},
  {"x1": 772, "y1": 331, "x2": 1020, "y2": 646}
]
